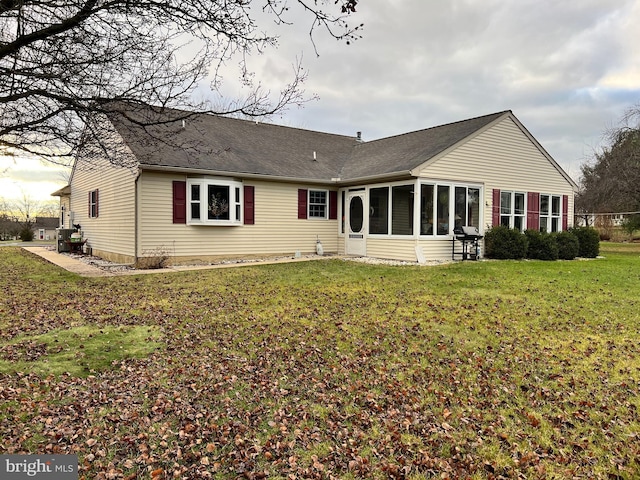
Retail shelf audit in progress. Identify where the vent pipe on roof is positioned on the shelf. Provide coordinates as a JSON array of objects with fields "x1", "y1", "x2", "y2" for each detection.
[
  {"x1": 356, "y1": 131, "x2": 362, "y2": 142},
  {"x1": 181, "y1": 119, "x2": 186, "y2": 129},
  {"x1": 313, "y1": 151, "x2": 317, "y2": 161}
]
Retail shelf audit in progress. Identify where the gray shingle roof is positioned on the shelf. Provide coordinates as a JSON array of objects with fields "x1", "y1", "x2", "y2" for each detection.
[
  {"x1": 342, "y1": 111, "x2": 509, "y2": 180},
  {"x1": 106, "y1": 102, "x2": 509, "y2": 183}
]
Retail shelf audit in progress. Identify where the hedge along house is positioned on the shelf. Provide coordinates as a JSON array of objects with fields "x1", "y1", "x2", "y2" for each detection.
[{"x1": 54, "y1": 103, "x2": 577, "y2": 265}]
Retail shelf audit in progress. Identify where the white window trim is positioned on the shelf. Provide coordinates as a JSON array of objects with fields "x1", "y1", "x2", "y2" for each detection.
[
  {"x1": 500, "y1": 191, "x2": 527, "y2": 231},
  {"x1": 340, "y1": 180, "x2": 484, "y2": 239},
  {"x1": 308, "y1": 189, "x2": 329, "y2": 220},
  {"x1": 187, "y1": 177, "x2": 243, "y2": 226},
  {"x1": 88, "y1": 189, "x2": 98, "y2": 218},
  {"x1": 540, "y1": 194, "x2": 562, "y2": 232},
  {"x1": 366, "y1": 180, "x2": 418, "y2": 238},
  {"x1": 419, "y1": 180, "x2": 484, "y2": 238}
]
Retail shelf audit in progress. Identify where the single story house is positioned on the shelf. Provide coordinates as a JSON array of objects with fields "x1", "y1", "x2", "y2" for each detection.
[
  {"x1": 53, "y1": 102, "x2": 577, "y2": 265},
  {"x1": 33, "y1": 217, "x2": 60, "y2": 240}
]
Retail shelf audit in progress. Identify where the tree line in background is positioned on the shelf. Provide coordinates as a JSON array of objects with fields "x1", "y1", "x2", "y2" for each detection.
[
  {"x1": 0, "y1": 195, "x2": 58, "y2": 241},
  {"x1": 576, "y1": 104, "x2": 640, "y2": 237}
]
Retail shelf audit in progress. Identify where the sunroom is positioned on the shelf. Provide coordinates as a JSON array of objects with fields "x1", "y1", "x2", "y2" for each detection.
[{"x1": 339, "y1": 179, "x2": 483, "y2": 260}]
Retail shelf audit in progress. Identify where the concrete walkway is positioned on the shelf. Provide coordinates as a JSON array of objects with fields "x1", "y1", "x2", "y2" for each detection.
[
  {"x1": 22, "y1": 246, "x2": 116, "y2": 277},
  {"x1": 21, "y1": 246, "x2": 339, "y2": 278}
]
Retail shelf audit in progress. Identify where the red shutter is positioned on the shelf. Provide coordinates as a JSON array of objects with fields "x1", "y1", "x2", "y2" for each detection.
[
  {"x1": 527, "y1": 192, "x2": 540, "y2": 231},
  {"x1": 88, "y1": 191, "x2": 91, "y2": 217},
  {"x1": 562, "y1": 194, "x2": 568, "y2": 230},
  {"x1": 298, "y1": 189, "x2": 308, "y2": 219},
  {"x1": 244, "y1": 185, "x2": 255, "y2": 225},
  {"x1": 172, "y1": 181, "x2": 187, "y2": 224},
  {"x1": 95, "y1": 189, "x2": 99, "y2": 217},
  {"x1": 492, "y1": 189, "x2": 501, "y2": 226},
  {"x1": 329, "y1": 191, "x2": 338, "y2": 220}
]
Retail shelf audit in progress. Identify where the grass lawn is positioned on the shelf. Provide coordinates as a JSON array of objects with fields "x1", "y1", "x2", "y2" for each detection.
[{"x1": 0, "y1": 245, "x2": 638, "y2": 479}]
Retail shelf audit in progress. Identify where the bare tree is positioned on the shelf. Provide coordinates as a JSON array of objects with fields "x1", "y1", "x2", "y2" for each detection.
[
  {"x1": 37, "y1": 200, "x2": 60, "y2": 218},
  {"x1": 578, "y1": 104, "x2": 640, "y2": 215},
  {"x1": 0, "y1": 1, "x2": 361, "y2": 165},
  {"x1": 12, "y1": 189, "x2": 39, "y2": 223},
  {"x1": 0, "y1": 196, "x2": 18, "y2": 240}
]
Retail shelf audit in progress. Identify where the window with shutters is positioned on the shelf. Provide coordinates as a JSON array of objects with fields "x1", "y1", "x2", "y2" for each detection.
[
  {"x1": 308, "y1": 190, "x2": 328, "y2": 219},
  {"x1": 88, "y1": 189, "x2": 99, "y2": 218},
  {"x1": 500, "y1": 191, "x2": 526, "y2": 231},
  {"x1": 186, "y1": 178, "x2": 243, "y2": 225},
  {"x1": 540, "y1": 194, "x2": 562, "y2": 232}
]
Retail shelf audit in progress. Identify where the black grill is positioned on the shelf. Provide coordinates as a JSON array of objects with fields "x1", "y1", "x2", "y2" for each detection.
[{"x1": 452, "y1": 226, "x2": 483, "y2": 260}]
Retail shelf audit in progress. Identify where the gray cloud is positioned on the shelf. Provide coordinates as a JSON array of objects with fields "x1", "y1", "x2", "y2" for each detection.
[
  {"x1": 250, "y1": 0, "x2": 640, "y2": 180},
  {"x1": 8, "y1": 0, "x2": 639, "y2": 196}
]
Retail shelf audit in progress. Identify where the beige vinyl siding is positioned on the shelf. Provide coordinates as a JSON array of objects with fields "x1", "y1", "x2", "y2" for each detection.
[
  {"x1": 418, "y1": 116, "x2": 575, "y2": 229},
  {"x1": 350, "y1": 238, "x2": 463, "y2": 263},
  {"x1": 417, "y1": 239, "x2": 457, "y2": 262},
  {"x1": 70, "y1": 155, "x2": 137, "y2": 262},
  {"x1": 138, "y1": 172, "x2": 339, "y2": 262},
  {"x1": 365, "y1": 238, "x2": 418, "y2": 262}
]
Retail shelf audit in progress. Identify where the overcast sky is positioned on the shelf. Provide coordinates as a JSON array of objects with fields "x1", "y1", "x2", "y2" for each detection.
[{"x1": 2, "y1": 0, "x2": 640, "y2": 203}]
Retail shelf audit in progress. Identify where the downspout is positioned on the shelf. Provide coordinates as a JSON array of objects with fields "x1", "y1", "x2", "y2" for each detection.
[{"x1": 134, "y1": 168, "x2": 142, "y2": 266}]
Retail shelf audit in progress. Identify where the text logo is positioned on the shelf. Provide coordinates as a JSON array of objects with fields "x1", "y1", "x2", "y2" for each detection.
[{"x1": 1, "y1": 455, "x2": 78, "y2": 479}]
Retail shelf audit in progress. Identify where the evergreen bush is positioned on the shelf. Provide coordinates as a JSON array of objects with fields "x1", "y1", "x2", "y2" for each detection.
[
  {"x1": 484, "y1": 225, "x2": 528, "y2": 259},
  {"x1": 525, "y1": 229, "x2": 558, "y2": 260},
  {"x1": 569, "y1": 227, "x2": 600, "y2": 258},
  {"x1": 18, "y1": 226, "x2": 34, "y2": 242},
  {"x1": 554, "y1": 231, "x2": 580, "y2": 260}
]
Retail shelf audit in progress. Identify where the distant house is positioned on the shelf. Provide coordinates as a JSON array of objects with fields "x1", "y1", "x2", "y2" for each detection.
[
  {"x1": 53, "y1": 103, "x2": 577, "y2": 264},
  {"x1": 32, "y1": 217, "x2": 59, "y2": 240},
  {"x1": 576, "y1": 211, "x2": 640, "y2": 228}
]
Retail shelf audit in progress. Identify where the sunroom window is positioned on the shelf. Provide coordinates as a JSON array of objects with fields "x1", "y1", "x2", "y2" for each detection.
[
  {"x1": 420, "y1": 184, "x2": 434, "y2": 235},
  {"x1": 391, "y1": 185, "x2": 414, "y2": 235},
  {"x1": 369, "y1": 187, "x2": 389, "y2": 234},
  {"x1": 368, "y1": 184, "x2": 416, "y2": 235},
  {"x1": 436, "y1": 185, "x2": 450, "y2": 235},
  {"x1": 187, "y1": 178, "x2": 242, "y2": 225},
  {"x1": 421, "y1": 183, "x2": 481, "y2": 236},
  {"x1": 454, "y1": 186, "x2": 480, "y2": 230}
]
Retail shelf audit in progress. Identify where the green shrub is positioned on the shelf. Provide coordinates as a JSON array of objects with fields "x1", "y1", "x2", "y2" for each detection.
[
  {"x1": 484, "y1": 225, "x2": 528, "y2": 259},
  {"x1": 621, "y1": 214, "x2": 640, "y2": 237},
  {"x1": 569, "y1": 227, "x2": 600, "y2": 258},
  {"x1": 554, "y1": 231, "x2": 580, "y2": 260},
  {"x1": 18, "y1": 226, "x2": 34, "y2": 242},
  {"x1": 525, "y1": 229, "x2": 558, "y2": 260}
]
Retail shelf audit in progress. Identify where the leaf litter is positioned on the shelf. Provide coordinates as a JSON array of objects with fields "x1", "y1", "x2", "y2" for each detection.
[{"x1": 0, "y1": 247, "x2": 638, "y2": 479}]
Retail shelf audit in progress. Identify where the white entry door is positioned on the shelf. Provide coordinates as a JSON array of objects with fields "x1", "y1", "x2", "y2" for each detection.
[{"x1": 346, "y1": 191, "x2": 366, "y2": 256}]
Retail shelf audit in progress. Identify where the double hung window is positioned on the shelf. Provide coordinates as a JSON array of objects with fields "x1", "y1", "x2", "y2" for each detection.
[
  {"x1": 500, "y1": 191, "x2": 525, "y2": 231},
  {"x1": 540, "y1": 194, "x2": 561, "y2": 232},
  {"x1": 88, "y1": 189, "x2": 99, "y2": 218},
  {"x1": 308, "y1": 190, "x2": 328, "y2": 219}
]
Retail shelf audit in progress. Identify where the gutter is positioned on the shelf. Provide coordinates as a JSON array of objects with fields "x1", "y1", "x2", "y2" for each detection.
[
  {"x1": 139, "y1": 164, "x2": 339, "y2": 186},
  {"x1": 139, "y1": 164, "x2": 414, "y2": 187},
  {"x1": 337, "y1": 171, "x2": 413, "y2": 187}
]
